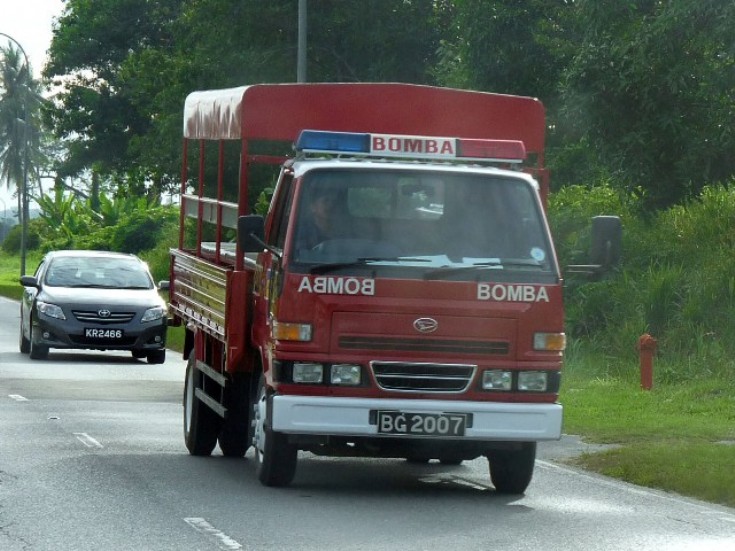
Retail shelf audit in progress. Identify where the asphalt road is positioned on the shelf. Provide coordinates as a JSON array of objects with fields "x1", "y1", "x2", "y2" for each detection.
[{"x1": 1, "y1": 295, "x2": 734, "y2": 550}]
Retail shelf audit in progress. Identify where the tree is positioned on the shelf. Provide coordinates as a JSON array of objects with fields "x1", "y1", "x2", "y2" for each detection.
[
  {"x1": 0, "y1": 42, "x2": 46, "y2": 272},
  {"x1": 559, "y1": 0, "x2": 735, "y2": 209}
]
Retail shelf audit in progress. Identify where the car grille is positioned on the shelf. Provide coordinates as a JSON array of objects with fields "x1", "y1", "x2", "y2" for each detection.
[
  {"x1": 339, "y1": 336, "x2": 509, "y2": 355},
  {"x1": 371, "y1": 362, "x2": 476, "y2": 393},
  {"x1": 72, "y1": 310, "x2": 136, "y2": 324}
]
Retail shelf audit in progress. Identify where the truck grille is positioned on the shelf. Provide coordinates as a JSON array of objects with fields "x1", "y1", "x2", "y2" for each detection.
[
  {"x1": 371, "y1": 362, "x2": 476, "y2": 393},
  {"x1": 340, "y1": 336, "x2": 508, "y2": 355},
  {"x1": 72, "y1": 310, "x2": 136, "y2": 324}
]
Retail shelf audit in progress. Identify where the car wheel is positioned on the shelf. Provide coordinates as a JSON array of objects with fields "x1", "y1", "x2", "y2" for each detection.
[
  {"x1": 29, "y1": 324, "x2": 49, "y2": 360},
  {"x1": 218, "y1": 372, "x2": 252, "y2": 457},
  {"x1": 183, "y1": 351, "x2": 220, "y2": 455},
  {"x1": 19, "y1": 318, "x2": 30, "y2": 354},
  {"x1": 253, "y1": 373, "x2": 297, "y2": 487},
  {"x1": 487, "y1": 442, "x2": 536, "y2": 495},
  {"x1": 147, "y1": 349, "x2": 166, "y2": 364}
]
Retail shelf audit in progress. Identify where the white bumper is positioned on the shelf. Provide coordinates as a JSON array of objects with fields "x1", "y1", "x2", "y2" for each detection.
[{"x1": 271, "y1": 396, "x2": 562, "y2": 441}]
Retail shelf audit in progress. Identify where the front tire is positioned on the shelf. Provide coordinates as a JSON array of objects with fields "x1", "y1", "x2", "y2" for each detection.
[
  {"x1": 253, "y1": 374, "x2": 297, "y2": 486},
  {"x1": 19, "y1": 318, "x2": 30, "y2": 354},
  {"x1": 29, "y1": 324, "x2": 49, "y2": 360},
  {"x1": 183, "y1": 351, "x2": 220, "y2": 455},
  {"x1": 217, "y1": 373, "x2": 252, "y2": 457},
  {"x1": 487, "y1": 442, "x2": 536, "y2": 495},
  {"x1": 147, "y1": 349, "x2": 166, "y2": 364}
]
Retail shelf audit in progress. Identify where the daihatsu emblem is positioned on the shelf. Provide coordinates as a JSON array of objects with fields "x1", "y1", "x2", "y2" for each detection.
[
  {"x1": 98, "y1": 309, "x2": 111, "y2": 318},
  {"x1": 413, "y1": 317, "x2": 438, "y2": 333}
]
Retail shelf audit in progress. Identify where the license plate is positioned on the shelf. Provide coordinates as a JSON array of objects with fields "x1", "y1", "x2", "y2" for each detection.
[
  {"x1": 84, "y1": 328, "x2": 124, "y2": 339},
  {"x1": 377, "y1": 411, "x2": 467, "y2": 437}
]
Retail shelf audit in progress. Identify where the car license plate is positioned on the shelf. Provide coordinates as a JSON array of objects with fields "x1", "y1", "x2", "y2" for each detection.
[
  {"x1": 84, "y1": 328, "x2": 124, "y2": 339},
  {"x1": 377, "y1": 411, "x2": 467, "y2": 437}
]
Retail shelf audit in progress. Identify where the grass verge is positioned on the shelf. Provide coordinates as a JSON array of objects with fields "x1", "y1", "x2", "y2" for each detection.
[{"x1": 562, "y1": 360, "x2": 735, "y2": 508}]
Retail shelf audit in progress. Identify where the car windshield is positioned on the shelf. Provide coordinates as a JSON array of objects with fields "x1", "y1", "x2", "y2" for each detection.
[
  {"x1": 290, "y1": 168, "x2": 557, "y2": 283},
  {"x1": 44, "y1": 256, "x2": 154, "y2": 289}
]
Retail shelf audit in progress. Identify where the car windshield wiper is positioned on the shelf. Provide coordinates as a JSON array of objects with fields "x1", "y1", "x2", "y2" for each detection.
[
  {"x1": 309, "y1": 257, "x2": 431, "y2": 275},
  {"x1": 424, "y1": 259, "x2": 544, "y2": 280}
]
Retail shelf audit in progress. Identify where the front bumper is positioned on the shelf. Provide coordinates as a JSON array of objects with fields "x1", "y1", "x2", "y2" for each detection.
[
  {"x1": 272, "y1": 395, "x2": 562, "y2": 441},
  {"x1": 33, "y1": 317, "x2": 167, "y2": 351}
]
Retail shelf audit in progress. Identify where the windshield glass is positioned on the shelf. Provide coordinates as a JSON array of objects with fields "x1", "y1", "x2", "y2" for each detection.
[
  {"x1": 44, "y1": 256, "x2": 154, "y2": 289},
  {"x1": 291, "y1": 168, "x2": 557, "y2": 282}
]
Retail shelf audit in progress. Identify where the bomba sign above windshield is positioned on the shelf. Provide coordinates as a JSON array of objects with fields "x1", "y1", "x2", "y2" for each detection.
[{"x1": 371, "y1": 134, "x2": 456, "y2": 159}]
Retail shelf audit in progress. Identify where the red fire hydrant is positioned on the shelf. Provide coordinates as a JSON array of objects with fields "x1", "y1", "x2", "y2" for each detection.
[{"x1": 637, "y1": 333, "x2": 657, "y2": 390}]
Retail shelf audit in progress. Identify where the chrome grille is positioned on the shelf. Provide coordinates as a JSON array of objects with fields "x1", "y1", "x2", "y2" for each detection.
[
  {"x1": 72, "y1": 310, "x2": 136, "y2": 324},
  {"x1": 371, "y1": 362, "x2": 476, "y2": 393}
]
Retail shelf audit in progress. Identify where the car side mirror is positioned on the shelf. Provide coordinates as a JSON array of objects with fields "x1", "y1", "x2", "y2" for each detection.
[
  {"x1": 565, "y1": 215, "x2": 622, "y2": 277},
  {"x1": 158, "y1": 280, "x2": 170, "y2": 291},
  {"x1": 20, "y1": 275, "x2": 39, "y2": 288}
]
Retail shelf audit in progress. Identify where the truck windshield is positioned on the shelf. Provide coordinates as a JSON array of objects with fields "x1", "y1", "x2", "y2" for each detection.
[{"x1": 290, "y1": 168, "x2": 557, "y2": 282}]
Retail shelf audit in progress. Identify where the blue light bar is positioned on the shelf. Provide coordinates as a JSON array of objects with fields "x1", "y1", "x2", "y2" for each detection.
[{"x1": 295, "y1": 130, "x2": 370, "y2": 154}]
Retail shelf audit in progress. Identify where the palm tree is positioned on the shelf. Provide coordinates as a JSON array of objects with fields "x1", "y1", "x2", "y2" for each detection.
[{"x1": 0, "y1": 42, "x2": 46, "y2": 273}]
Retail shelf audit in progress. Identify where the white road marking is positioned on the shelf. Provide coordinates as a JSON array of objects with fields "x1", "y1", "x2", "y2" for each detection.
[
  {"x1": 73, "y1": 432, "x2": 104, "y2": 449},
  {"x1": 184, "y1": 517, "x2": 243, "y2": 550},
  {"x1": 8, "y1": 394, "x2": 29, "y2": 401}
]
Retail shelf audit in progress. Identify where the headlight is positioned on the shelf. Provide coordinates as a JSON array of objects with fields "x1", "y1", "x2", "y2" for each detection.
[
  {"x1": 482, "y1": 370, "x2": 512, "y2": 391},
  {"x1": 292, "y1": 362, "x2": 323, "y2": 383},
  {"x1": 141, "y1": 306, "x2": 166, "y2": 322},
  {"x1": 331, "y1": 364, "x2": 361, "y2": 386},
  {"x1": 37, "y1": 301, "x2": 65, "y2": 320},
  {"x1": 534, "y1": 332, "x2": 566, "y2": 352},
  {"x1": 518, "y1": 371, "x2": 548, "y2": 392},
  {"x1": 273, "y1": 321, "x2": 312, "y2": 342}
]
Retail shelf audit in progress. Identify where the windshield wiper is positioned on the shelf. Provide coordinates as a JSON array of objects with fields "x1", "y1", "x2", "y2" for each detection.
[
  {"x1": 309, "y1": 257, "x2": 431, "y2": 275},
  {"x1": 424, "y1": 259, "x2": 543, "y2": 280}
]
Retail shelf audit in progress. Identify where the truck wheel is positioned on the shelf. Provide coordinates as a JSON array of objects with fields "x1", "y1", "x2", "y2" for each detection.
[
  {"x1": 183, "y1": 352, "x2": 220, "y2": 455},
  {"x1": 487, "y1": 442, "x2": 536, "y2": 495},
  {"x1": 29, "y1": 324, "x2": 49, "y2": 360},
  {"x1": 253, "y1": 374, "x2": 297, "y2": 486},
  {"x1": 217, "y1": 373, "x2": 252, "y2": 457}
]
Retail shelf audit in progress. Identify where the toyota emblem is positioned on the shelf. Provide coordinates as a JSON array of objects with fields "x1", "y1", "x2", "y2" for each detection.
[
  {"x1": 413, "y1": 317, "x2": 438, "y2": 333},
  {"x1": 98, "y1": 309, "x2": 111, "y2": 318}
]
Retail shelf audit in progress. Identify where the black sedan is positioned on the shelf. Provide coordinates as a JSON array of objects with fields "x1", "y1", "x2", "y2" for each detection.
[{"x1": 19, "y1": 250, "x2": 169, "y2": 364}]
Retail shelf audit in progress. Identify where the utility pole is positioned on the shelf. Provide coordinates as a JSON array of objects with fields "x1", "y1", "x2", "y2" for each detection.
[{"x1": 297, "y1": 0, "x2": 307, "y2": 83}]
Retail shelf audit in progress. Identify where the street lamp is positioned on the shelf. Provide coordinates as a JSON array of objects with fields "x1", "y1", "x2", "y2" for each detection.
[{"x1": 0, "y1": 32, "x2": 31, "y2": 276}]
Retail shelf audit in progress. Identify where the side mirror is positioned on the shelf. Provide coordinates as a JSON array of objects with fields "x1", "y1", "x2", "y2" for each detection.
[
  {"x1": 590, "y1": 215, "x2": 622, "y2": 270},
  {"x1": 20, "y1": 275, "x2": 39, "y2": 288},
  {"x1": 565, "y1": 215, "x2": 622, "y2": 277},
  {"x1": 158, "y1": 280, "x2": 170, "y2": 291},
  {"x1": 237, "y1": 215, "x2": 266, "y2": 253}
]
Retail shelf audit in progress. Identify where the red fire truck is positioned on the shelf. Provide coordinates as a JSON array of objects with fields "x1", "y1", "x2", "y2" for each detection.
[{"x1": 170, "y1": 83, "x2": 620, "y2": 493}]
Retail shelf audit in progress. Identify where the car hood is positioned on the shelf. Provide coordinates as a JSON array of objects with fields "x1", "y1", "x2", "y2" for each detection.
[{"x1": 39, "y1": 286, "x2": 166, "y2": 309}]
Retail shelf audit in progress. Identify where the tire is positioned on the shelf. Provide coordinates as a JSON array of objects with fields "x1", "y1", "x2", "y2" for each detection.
[
  {"x1": 131, "y1": 350, "x2": 147, "y2": 359},
  {"x1": 19, "y1": 318, "x2": 30, "y2": 354},
  {"x1": 147, "y1": 349, "x2": 166, "y2": 364},
  {"x1": 487, "y1": 442, "x2": 536, "y2": 495},
  {"x1": 217, "y1": 373, "x2": 252, "y2": 457},
  {"x1": 29, "y1": 324, "x2": 49, "y2": 360},
  {"x1": 183, "y1": 351, "x2": 220, "y2": 456},
  {"x1": 253, "y1": 374, "x2": 297, "y2": 487}
]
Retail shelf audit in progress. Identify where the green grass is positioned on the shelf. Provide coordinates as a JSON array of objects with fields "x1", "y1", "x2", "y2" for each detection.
[{"x1": 562, "y1": 355, "x2": 735, "y2": 507}]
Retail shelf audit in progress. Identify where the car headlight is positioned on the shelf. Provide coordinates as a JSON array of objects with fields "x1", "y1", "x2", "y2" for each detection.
[
  {"x1": 37, "y1": 301, "x2": 66, "y2": 320},
  {"x1": 331, "y1": 364, "x2": 361, "y2": 386},
  {"x1": 482, "y1": 370, "x2": 512, "y2": 391},
  {"x1": 518, "y1": 371, "x2": 548, "y2": 392},
  {"x1": 141, "y1": 306, "x2": 166, "y2": 323},
  {"x1": 292, "y1": 362, "x2": 323, "y2": 383}
]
